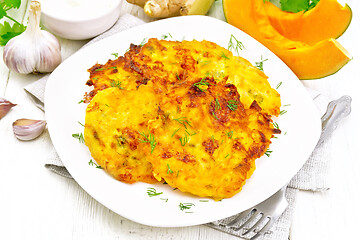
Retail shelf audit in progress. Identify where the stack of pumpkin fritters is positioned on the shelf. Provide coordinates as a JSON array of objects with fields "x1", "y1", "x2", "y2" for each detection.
[{"x1": 83, "y1": 38, "x2": 281, "y2": 200}]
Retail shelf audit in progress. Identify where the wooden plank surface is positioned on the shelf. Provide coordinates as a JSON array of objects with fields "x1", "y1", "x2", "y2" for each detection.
[{"x1": 1, "y1": 1, "x2": 360, "y2": 239}]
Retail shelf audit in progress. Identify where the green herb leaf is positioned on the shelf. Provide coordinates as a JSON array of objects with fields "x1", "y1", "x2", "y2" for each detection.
[
  {"x1": 280, "y1": 0, "x2": 319, "y2": 13},
  {"x1": 227, "y1": 100, "x2": 238, "y2": 111},
  {"x1": 88, "y1": 159, "x2": 103, "y2": 169},
  {"x1": 0, "y1": 21, "x2": 25, "y2": 45},
  {"x1": 147, "y1": 187, "x2": 163, "y2": 197},
  {"x1": 138, "y1": 131, "x2": 157, "y2": 154},
  {"x1": 179, "y1": 202, "x2": 195, "y2": 211},
  {"x1": 72, "y1": 133, "x2": 84, "y2": 143},
  {"x1": 228, "y1": 34, "x2": 245, "y2": 55}
]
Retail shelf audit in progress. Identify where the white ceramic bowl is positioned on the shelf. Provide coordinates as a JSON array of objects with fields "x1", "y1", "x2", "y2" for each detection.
[{"x1": 39, "y1": 0, "x2": 122, "y2": 40}]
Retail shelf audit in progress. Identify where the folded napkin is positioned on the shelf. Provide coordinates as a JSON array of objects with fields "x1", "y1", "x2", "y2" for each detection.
[{"x1": 25, "y1": 14, "x2": 338, "y2": 240}]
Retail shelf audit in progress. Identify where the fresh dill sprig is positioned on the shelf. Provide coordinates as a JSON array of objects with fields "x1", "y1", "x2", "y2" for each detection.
[
  {"x1": 193, "y1": 74, "x2": 211, "y2": 92},
  {"x1": 147, "y1": 187, "x2": 163, "y2": 197},
  {"x1": 173, "y1": 117, "x2": 192, "y2": 129},
  {"x1": 215, "y1": 98, "x2": 221, "y2": 110},
  {"x1": 276, "y1": 82, "x2": 283, "y2": 89},
  {"x1": 212, "y1": 112, "x2": 219, "y2": 120},
  {"x1": 110, "y1": 80, "x2": 123, "y2": 89},
  {"x1": 264, "y1": 149, "x2": 272, "y2": 157},
  {"x1": 78, "y1": 121, "x2": 85, "y2": 127},
  {"x1": 227, "y1": 100, "x2": 238, "y2": 111},
  {"x1": 255, "y1": 57, "x2": 268, "y2": 71},
  {"x1": 88, "y1": 159, "x2": 103, "y2": 169},
  {"x1": 273, "y1": 122, "x2": 280, "y2": 129},
  {"x1": 161, "y1": 33, "x2": 173, "y2": 39},
  {"x1": 72, "y1": 133, "x2": 84, "y2": 143},
  {"x1": 228, "y1": 34, "x2": 245, "y2": 55},
  {"x1": 179, "y1": 202, "x2": 195, "y2": 211},
  {"x1": 226, "y1": 130, "x2": 233, "y2": 139},
  {"x1": 111, "y1": 52, "x2": 119, "y2": 58},
  {"x1": 179, "y1": 133, "x2": 189, "y2": 146},
  {"x1": 171, "y1": 128, "x2": 180, "y2": 137},
  {"x1": 167, "y1": 164, "x2": 173, "y2": 174},
  {"x1": 220, "y1": 51, "x2": 230, "y2": 60},
  {"x1": 280, "y1": 109, "x2": 288, "y2": 116},
  {"x1": 138, "y1": 131, "x2": 157, "y2": 153}
]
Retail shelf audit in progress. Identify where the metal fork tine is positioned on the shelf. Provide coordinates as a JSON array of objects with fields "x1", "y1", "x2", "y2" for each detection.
[
  {"x1": 232, "y1": 210, "x2": 259, "y2": 231},
  {"x1": 226, "y1": 208, "x2": 255, "y2": 227},
  {"x1": 242, "y1": 214, "x2": 268, "y2": 235}
]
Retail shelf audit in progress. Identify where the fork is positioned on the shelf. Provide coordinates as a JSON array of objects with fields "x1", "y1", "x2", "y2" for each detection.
[
  {"x1": 224, "y1": 185, "x2": 288, "y2": 239},
  {"x1": 209, "y1": 95, "x2": 352, "y2": 239}
]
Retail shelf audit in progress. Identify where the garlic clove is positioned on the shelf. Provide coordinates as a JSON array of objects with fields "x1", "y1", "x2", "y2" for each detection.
[
  {"x1": 0, "y1": 97, "x2": 17, "y2": 119},
  {"x1": 13, "y1": 118, "x2": 47, "y2": 141},
  {"x1": 3, "y1": 1, "x2": 62, "y2": 74}
]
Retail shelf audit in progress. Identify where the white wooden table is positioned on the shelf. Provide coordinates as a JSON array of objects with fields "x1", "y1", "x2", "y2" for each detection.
[{"x1": 1, "y1": 1, "x2": 359, "y2": 239}]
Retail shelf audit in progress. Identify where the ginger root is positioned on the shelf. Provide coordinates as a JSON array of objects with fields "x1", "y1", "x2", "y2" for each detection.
[{"x1": 127, "y1": 0, "x2": 215, "y2": 18}]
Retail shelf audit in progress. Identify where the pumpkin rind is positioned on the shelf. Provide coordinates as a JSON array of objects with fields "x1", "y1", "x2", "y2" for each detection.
[
  {"x1": 223, "y1": 0, "x2": 351, "y2": 80},
  {"x1": 264, "y1": 0, "x2": 352, "y2": 45}
]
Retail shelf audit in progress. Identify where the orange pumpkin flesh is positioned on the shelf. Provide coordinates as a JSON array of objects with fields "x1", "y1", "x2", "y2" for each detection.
[
  {"x1": 265, "y1": 0, "x2": 352, "y2": 45},
  {"x1": 223, "y1": 0, "x2": 351, "y2": 79}
]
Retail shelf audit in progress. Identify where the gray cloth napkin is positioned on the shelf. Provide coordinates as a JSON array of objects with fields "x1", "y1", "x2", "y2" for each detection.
[{"x1": 25, "y1": 14, "x2": 335, "y2": 240}]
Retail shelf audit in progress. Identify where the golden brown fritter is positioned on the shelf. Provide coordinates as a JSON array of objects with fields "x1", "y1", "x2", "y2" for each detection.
[
  {"x1": 84, "y1": 85, "x2": 160, "y2": 184},
  {"x1": 83, "y1": 38, "x2": 281, "y2": 199}
]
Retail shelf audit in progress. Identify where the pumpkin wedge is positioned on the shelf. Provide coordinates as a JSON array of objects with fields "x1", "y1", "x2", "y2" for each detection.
[
  {"x1": 223, "y1": 0, "x2": 351, "y2": 79},
  {"x1": 265, "y1": 0, "x2": 352, "y2": 45}
]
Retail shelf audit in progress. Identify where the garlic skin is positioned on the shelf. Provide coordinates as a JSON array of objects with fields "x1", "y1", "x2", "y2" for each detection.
[
  {"x1": 3, "y1": 1, "x2": 62, "y2": 74},
  {"x1": 0, "y1": 97, "x2": 17, "y2": 119},
  {"x1": 13, "y1": 119, "x2": 47, "y2": 141}
]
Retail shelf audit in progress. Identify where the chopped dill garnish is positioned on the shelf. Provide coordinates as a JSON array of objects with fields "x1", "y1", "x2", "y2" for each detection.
[
  {"x1": 193, "y1": 73, "x2": 211, "y2": 92},
  {"x1": 280, "y1": 109, "x2": 288, "y2": 116},
  {"x1": 107, "y1": 66, "x2": 117, "y2": 70},
  {"x1": 276, "y1": 82, "x2": 283, "y2": 89},
  {"x1": 171, "y1": 128, "x2": 180, "y2": 137},
  {"x1": 88, "y1": 159, "x2": 103, "y2": 169},
  {"x1": 228, "y1": 34, "x2": 245, "y2": 55},
  {"x1": 255, "y1": 57, "x2": 268, "y2": 71},
  {"x1": 161, "y1": 198, "x2": 168, "y2": 202},
  {"x1": 167, "y1": 164, "x2": 173, "y2": 174},
  {"x1": 175, "y1": 73, "x2": 181, "y2": 81},
  {"x1": 138, "y1": 131, "x2": 157, "y2": 153},
  {"x1": 212, "y1": 112, "x2": 219, "y2": 120},
  {"x1": 179, "y1": 133, "x2": 189, "y2": 146},
  {"x1": 227, "y1": 100, "x2": 238, "y2": 111},
  {"x1": 139, "y1": 38, "x2": 148, "y2": 46},
  {"x1": 147, "y1": 187, "x2": 163, "y2": 197},
  {"x1": 173, "y1": 117, "x2": 192, "y2": 129},
  {"x1": 179, "y1": 202, "x2": 195, "y2": 211},
  {"x1": 78, "y1": 99, "x2": 84, "y2": 104},
  {"x1": 78, "y1": 121, "x2": 84, "y2": 127},
  {"x1": 200, "y1": 60, "x2": 211, "y2": 66},
  {"x1": 215, "y1": 98, "x2": 221, "y2": 110},
  {"x1": 225, "y1": 154, "x2": 230, "y2": 158},
  {"x1": 264, "y1": 149, "x2": 272, "y2": 157},
  {"x1": 221, "y1": 51, "x2": 230, "y2": 60},
  {"x1": 199, "y1": 200, "x2": 209, "y2": 202},
  {"x1": 273, "y1": 122, "x2": 280, "y2": 129},
  {"x1": 185, "y1": 129, "x2": 197, "y2": 136},
  {"x1": 161, "y1": 33, "x2": 173, "y2": 39},
  {"x1": 111, "y1": 52, "x2": 119, "y2": 58},
  {"x1": 95, "y1": 68, "x2": 105, "y2": 71},
  {"x1": 226, "y1": 131, "x2": 233, "y2": 139},
  {"x1": 110, "y1": 80, "x2": 123, "y2": 89},
  {"x1": 72, "y1": 133, "x2": 84, "y2": 143}
]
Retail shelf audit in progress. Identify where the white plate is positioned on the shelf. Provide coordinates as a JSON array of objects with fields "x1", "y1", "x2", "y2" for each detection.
[{"x1": 45, "y1": 16, "x2": 321, "y2": 227}]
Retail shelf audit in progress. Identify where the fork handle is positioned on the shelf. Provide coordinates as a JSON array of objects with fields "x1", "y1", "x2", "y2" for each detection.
[{"x1": 319, "y1": 95, "x2": 352, "y2": 144}]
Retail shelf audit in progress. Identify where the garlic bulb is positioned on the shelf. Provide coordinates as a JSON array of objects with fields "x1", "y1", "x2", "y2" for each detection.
[
  {"x1": 3, "y1": 1, "x2": 61, "y2": 74},
  {"x1": 13, "y1": 118, "x2": 47, "y2": 141},
  {"x1": 0, "y1": 97, "x2": 17, "y2": 119}
]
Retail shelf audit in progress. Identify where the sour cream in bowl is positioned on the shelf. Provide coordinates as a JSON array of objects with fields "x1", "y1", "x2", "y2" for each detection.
[{"x1": 38, "y1": 0, "x2": 122, "y2": 40}]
